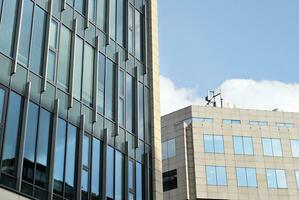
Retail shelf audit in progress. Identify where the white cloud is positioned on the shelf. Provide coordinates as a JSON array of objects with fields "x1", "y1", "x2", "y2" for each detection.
[
  {"x1": 160, "y1": 75, "x2": 205, "y2": 115},
  {"x1": 160, "y1": 75, "x2": 299, "y2": 116}
]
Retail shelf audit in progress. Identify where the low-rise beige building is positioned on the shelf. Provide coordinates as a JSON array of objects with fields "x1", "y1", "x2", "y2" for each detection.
[{"x1": 162, "y1": 105, "x2": 299, "y2": 200}]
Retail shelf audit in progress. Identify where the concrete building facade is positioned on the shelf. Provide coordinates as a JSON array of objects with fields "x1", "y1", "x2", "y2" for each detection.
[
  {"x1": 162, "y1": 105, "x2": 299, "y2": 200},
  {"x1": 0, "y1": 0, "x2": 162, "y2": 199}
]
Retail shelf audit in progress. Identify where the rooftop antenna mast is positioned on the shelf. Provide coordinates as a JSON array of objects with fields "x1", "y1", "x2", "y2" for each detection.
[{"x1": 205, "y1": 90, "x2": 223, "y2": 108}]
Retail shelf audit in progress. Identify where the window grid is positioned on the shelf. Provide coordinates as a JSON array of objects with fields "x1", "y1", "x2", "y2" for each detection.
[
  {"x1": 204, "y1": 134, "x2": 224, "y2": 154},
  {"x1": 233, "y1": 136, "x2": 254, "y2": 155},
  {"x1": 262, "y1": 138, "x2": 283, "y2": 157},
  {"x1": 236, "y1": 167, "x2": 257, "y2": 187},
  {"x1": 205, "y1": 166, "x2": 227, "y2": 186},
  {"x1": 266, "y1": 169, "x2": 288, "y2": 189}
]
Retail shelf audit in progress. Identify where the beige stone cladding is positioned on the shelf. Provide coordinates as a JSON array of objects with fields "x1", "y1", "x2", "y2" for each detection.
[{"x1": 162, "y1": 105, "x2": 299, "y2": 200}]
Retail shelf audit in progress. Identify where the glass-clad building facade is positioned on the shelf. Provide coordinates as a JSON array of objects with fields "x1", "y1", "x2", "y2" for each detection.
[{"x1": 0, "y1": 0, "x2": 161, "y2": 199}]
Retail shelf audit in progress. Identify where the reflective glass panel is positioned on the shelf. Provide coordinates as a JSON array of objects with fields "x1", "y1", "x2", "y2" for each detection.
[
  {"x1": 73, "y1": 36, "x2": 84, "y2": 100},
  {"x1": 276, "y1": 170, "x2": 287, "y2": 188},
  {"x1": 18, "y1": 0, "x2": 34, "y2": 65},
  {"x1": 135, "y1": 10, "x2": 142, "y2": 60},
  {"x1": 2, "y1": 92, "x2": 23, "y2": 175},
  {"x1": 57, "y1": 26, "x2": 72, "y2": 89},
  {"x1": 116, "y1": 0, "x2": 124, "y2": 45},
  {"x1": 82, "y1": 43, "x2": 94, "y2": 106},
  {"x1": 126, "y1": 75, "x2": 135, "y2": 133},
  {"x1": 204, "y1": 135, "x2": 214, "y2": 153},
  {"x1": 105, "y1": 59, "x2": 115, "y2": 120},
  {"x1": 65, "y1": 124, "x2": 77, "y2": 198},
  {"x1": 115, "y1": 151, "x2": 124, "y2": 200},
  {"x1": 109, "y1": 0, "x2": 116, "y2": 39},
  {"x1": 106, "y1": 146, "x2": 114, "y2": 198},
  {"x1": 82, "y1": 134, "x2": 90, "y2": 167},
  {"x1": 262, "y1": 138, "x2": 272, "y2": 156},
  {"x1": 97, "y1": 0, "x2": 106, "y2": 30},
  {"x1": 233, "y1": 136, "x2": 243, "y2": 154},
  {"x1": 92, "y1": 138, "x2": 102, "y2": 198},
  {"x1": 216, "y1": 166, "x2": 227, "y2": 186},
  {"x1": 98, "y1": 53, "x2": 105, "y2": 114},
  {"x1": 30, "y1": 6, "x2": 46, "y2": 75},
  {"x1": 0, "y1": 0, "x2": 18, "y2": 56},
  {"x1": 243, "y1": 137, "x2": 253, "y2": 155},
  {"x1": 296, "y1": 171, "x2": 299, "y2": 189},
  {"x1": 206, "y1": 166, "x2": 216, "y2": 185},
  {"x1": 266, "y1": 169, "x2": 277, "y2": 188},
  {"x1": 236, "y1": 168, "x2": 247, "y2": 187},
  {"x1": 214, "y1": 136, "x2": 224, "y2": 153},
  {"x1": 0, "y1": 88, "x2": 5, "y2": 122},
  {"x1": 23, "y1": 102, "x2": 39, "y2": 183},
  {"x1": 272, "y1": 139, "x2": 282, "y2": 156},
  {"x1": 35, "y1": 108, "x2": 52, "y2": 188},
  {"x1": 138, "y1": 83, "x2": 144, "y2": 140},
  {"x1": 246, "y1": 168, "x2": 257, "y2": 187},
  {"x1": 54, "y1": 118, "x2": 67, "y2": 194},
  {"x1": 136, "y1": 162, "x2": 143, "y2": 200}
]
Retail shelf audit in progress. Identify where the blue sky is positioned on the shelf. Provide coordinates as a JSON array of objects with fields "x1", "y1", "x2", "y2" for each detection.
[{"x1": 158, "y1": 0, "x2": 299, "y2": 97}]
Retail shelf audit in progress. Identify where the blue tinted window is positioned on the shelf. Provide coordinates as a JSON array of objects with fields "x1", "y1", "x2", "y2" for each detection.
[
  {"x1": 106, "y1": 146, "x2": 114, "y2": 198},
  {"x1": 115, "y1": 151, "x2": 124, "y2": 200},
  {"x1": 92, "y1": 138, "x2": 102, "y2": 198},
  {"x1": 0, "y1": 0, "x2": 18, "y2": 56},
  {"x1": 136, "y1": 162, "x2": 143, "y2": 200},
  {"x1": 204, "y1": 135, "x2": 224, "y2": 153},
  {"x1": 233, "y1": 136, "x2": 253, "y2": 155},
  {"x1": 54, "y1": 118, "x2": 67, "y2": 194},
  {"x1": 81, "y1": 169, "x2": 89, "y2": 196},
  {"x1": 73, "y1": 36, "x2": 84, "y2": 100},
  {"x1": 262, "y1": 138, "x2": 282, "y2": 157},
  {"x1": 236, "y1": 168, "x2": 257, "y2": 187},
  {"x1": 65, "y1": 124, "x2": 77, "y2": 198},
  {"x1": 18, "y1": 0, "x2": 33, "y2": 65},
  {"x1": 291, "y1": 140, "x2": 299, "y2": 157},
  {"x1": 266, "y1": 169, "x2": 287, "y2": 189},
  {"x1": 206, "y1": 166, "x2": 217, "y2": 185},
  {"x1": 216, "y1": 166, "x2": 227, "y2": 186},
  {"x1": 2, "y1": 92, "x2": 23, "y2": 175},
  {"x1": 30, "y1": 6, "x2": 46, "y2": 75},
  {"x1": 206, "y1": 166, "x2": 227, "y2": 186}
]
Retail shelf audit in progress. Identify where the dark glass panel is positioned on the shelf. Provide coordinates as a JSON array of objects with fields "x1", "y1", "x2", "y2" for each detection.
[
  {"x1": 65, "y1": 124, "x2": 77, "y2": 199},
  {"x1": 30, "y1": 6, "x2": 47, "y2": 75},
  {"x1": 23, "y1": 102, "x2": 39, "y2": 183},
  {"x1": 35, "y1": 108, "x2": 52, "y2": 188},
  {"x1": 105, "y1": 59, "x2": 115, "y2": 120},
  {"x1": 115, "y1": 151, "x2": 124, "y2": 200},
  {"x1": 53, "y1": 118, "x2": 66, "y2": 194},
  {"x1": 0, "y1": 0, "x2": 18, "y2": 56},
  {"x1": 97, "y1": 53, "x2": 105, "y2": 114},
  {"x1": 136, "y1": 163, "x2": 143, "y2": 200},
  {"x1": 106, "y1": 146, "x2": 114, "y2": 199},
  {"x1": 2, "y1": 92, "x2": 23, "y2": 175},
  {"x1": 116, "y1": 0, "x2": 124, "y2": 46},
  {"x1": 91, "y1": 138, "x2": 102, "y2": 199},
  {"x1": 18, "y1": 0, "x2": 34, "y2": 65},
  {"x1": 144, "y1": 87, "x2": 151, "y2": 143}
]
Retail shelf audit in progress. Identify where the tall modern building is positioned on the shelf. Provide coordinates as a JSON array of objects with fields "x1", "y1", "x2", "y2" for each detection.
[
  {"x1": 162, "y1": 105, "x2": 299, "y2": 200},
  {"x1": 0, "y1": 0, "x2": 162, "y2": 199}
]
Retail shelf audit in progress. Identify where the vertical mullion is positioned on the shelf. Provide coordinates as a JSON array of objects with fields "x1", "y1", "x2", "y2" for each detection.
[
  {"x1": 68, "y1": 19, "x2": 78, "y2": 108},
  {"x1": 124, "y1": 0, "x2": 129, "y2": 60},
  {"x1": 85, "y1": 0, "x2": 89, "y2": 28},
  {"x1": 114, "y1": 52, "x2": 120, "y2": 135},
  {"x1": 16, "y1": 82, "x2": 31, "y2": 192},
  {"x1": 101, "y1": 128, "x2": 108, "y2": 200},
  {"x1": 11, "y1": 0, "x2": 25, "y2": 74},
  {"x1": 134, "y1": 67, "x2": 139, "y2": 148},
  {"x1": 144, "y1": 153, "x2": 150, "y2": 200},
  {"x1": 93, "y1": 36, "x2": 99, "y2": 122},
  {"x1": 124, "y1": 142, "x2": 129, "y2": 200},
  {"x1": 0, "y1": 0, "x2": 4, "y2": 24},
  {"x1": 41, "y1": 0, "x2": 53, "y2": 92},
  {"x1": 142, "y1": 4, "x2": 147, "y2": 74},
  {"x1": 106, "y1": 0, "x2": 111, "y2": 45},
  {"x1": 62, "y1": 0, "x2": 66, "y2": 11},
  {"x1": 48, "y1": 99, "x2": 60, "y2": 200},
  {"x1": 76, "y1": 114, "x2": 85, "y2": 200}
]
